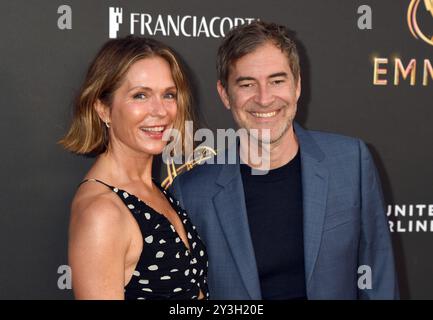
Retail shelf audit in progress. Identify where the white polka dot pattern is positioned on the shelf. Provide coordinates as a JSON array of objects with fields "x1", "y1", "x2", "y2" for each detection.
[{"x1": 81, "y1": 178, "x2": 209, "y2": 300}]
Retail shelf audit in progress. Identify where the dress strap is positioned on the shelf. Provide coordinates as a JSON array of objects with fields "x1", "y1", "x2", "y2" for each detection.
[{"x1": 78, "y1": 178, "x2": 114, "y2": 190}]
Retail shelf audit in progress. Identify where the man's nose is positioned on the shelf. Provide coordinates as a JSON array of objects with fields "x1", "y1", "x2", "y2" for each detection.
[{"x1": 254, "y1": 84, "x2": 275, "y2": 107}]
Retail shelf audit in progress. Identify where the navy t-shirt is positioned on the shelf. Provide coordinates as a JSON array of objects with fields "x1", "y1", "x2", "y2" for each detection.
[{"x1": 240, "y1": 150, "x2": 307, "y2": 300}]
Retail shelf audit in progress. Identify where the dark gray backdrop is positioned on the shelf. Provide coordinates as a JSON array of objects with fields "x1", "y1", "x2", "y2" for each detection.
[{"x1": 0, "y1": 0, "x2": 431, "y2": 299}]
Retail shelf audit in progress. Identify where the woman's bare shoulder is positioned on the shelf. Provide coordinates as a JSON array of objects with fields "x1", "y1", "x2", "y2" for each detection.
[{"x1": 69, "y1": 180, "x2": 127, "y2": 234}]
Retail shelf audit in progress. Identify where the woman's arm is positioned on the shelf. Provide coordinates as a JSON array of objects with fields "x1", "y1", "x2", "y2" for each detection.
[{"x1": 68, "y1": 197, "x2": 129, "y2": 299}]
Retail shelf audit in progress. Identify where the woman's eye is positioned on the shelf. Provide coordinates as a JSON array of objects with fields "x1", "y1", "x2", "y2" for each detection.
[
  {"x1": 133, "y1": 93, "x2": 147, "y2": 100},
  {"x1": 164, "y1": 92, "x2": 177, "y2": 99}
]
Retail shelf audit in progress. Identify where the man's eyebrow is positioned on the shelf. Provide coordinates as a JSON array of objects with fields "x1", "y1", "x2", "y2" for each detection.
[
  {"x1": 235, "y1": 76, "x2": 256, "y2": 83},
  {"x1": 235, "y1": 72, "x2": 288, "y2": 83},
  {"x1": 268, "y1": 72, "x2": 288, "y2": 78}
]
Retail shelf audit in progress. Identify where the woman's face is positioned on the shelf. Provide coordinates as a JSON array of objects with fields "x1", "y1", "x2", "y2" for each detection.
[{"x1": 103, "y1": 56, "x2": 178, "y2": 157}]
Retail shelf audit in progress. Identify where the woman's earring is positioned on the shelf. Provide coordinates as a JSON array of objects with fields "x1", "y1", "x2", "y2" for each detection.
[{"x1": 105, "y1": 122, "x2": 111, "y2": 128}]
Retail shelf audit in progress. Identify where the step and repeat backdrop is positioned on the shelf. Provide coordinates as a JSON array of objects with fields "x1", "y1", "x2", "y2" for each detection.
[{"x1": 0, "y1": 0, "x2": 431, "y2": 299}]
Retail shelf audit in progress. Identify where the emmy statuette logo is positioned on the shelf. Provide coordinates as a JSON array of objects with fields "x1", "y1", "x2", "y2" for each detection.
[{"x1": 408, "y1": 0, "x2": 433, "y2": 46}]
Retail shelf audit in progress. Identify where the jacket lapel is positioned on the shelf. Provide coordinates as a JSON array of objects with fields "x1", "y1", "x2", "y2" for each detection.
[
  {"x1": 294, "y1": 123, "x2": 329, "y2": 288},
  {"x1": 210, "y1": 124, "x2": 328, "y2": 298},
  {"x1": 212, "y1": 143, "x2": 262, "y2": 300}
]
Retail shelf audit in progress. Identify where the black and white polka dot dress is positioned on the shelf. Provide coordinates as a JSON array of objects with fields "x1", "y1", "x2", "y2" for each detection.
[{"x1": 80, "y1": 179, "x2": 209, "y2": 300}]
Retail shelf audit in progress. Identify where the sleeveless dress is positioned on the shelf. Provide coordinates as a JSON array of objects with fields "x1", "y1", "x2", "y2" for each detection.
[{"x1": 79, "y1": 178, "x2": 209, "y2": 300}]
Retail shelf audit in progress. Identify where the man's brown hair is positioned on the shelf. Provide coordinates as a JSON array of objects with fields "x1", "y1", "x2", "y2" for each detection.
[{"x1": 217, "y1": 20, "x2": 300, "y2": 88}]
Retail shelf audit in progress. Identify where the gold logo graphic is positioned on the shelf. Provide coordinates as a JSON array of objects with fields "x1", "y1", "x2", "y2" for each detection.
[
  {"x1": 161, "y1": 146, "x2": 217, "y2": 189},
  {"x1": 408, "y1": 0, "x2": 433, "y2": 46}
]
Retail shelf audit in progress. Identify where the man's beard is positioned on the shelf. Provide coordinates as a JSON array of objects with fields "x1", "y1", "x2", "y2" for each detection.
[{"x1": 246, "y1": 114, "x2": 294, "y2": 145}]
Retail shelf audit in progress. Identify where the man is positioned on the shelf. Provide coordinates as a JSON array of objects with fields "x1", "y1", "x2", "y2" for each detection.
[{"x1": 170, "y1": 21, "x2": 398, "y2": 299}]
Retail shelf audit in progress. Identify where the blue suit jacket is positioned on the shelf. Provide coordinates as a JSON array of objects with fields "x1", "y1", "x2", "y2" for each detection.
[{"x1": 170, "y1": 123, "x2": 399, "y2": 299}]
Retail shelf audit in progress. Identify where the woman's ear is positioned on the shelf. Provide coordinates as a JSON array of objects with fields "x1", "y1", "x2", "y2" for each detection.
[{"x1": 94, "y1": 99, "x2": 111, "y2": 125}]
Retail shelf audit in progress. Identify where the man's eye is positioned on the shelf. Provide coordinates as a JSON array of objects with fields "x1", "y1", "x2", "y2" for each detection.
[
  {"x1": 240, "y1": 83, "x2": 254, "y2": 88},
  {"x1": 133, "y1": 93, "x2": 147, "y2": 100},
  {"x1": 271, "y1": 79, "x2": 285, "y2": 85}
]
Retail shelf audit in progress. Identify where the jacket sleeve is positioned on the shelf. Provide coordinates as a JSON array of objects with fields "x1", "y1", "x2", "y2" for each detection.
[{"x1": 357, "y1": 139, "x2": 399, "y2": 299}]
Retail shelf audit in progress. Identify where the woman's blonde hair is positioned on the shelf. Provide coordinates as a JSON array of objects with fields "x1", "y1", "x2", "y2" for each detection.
[{"x1": 59, "y1": 36, "x2": 194, "y2": 155}]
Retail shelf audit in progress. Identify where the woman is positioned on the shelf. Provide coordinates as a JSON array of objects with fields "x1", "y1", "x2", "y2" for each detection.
[{"x1": 60, "y1": 36, "x2": 208, "y2": 300}]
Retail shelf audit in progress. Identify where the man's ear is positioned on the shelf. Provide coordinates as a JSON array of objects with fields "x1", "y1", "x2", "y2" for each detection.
[
  {"x1": 295, "y1": 75, "x2": 301, "y2": 102},
  {"x1": 217, "y1": 80, "x2": 231, "y2": 110},
  {"x1": 94, "y1": 99, "x2": 111, "y2": 124}
]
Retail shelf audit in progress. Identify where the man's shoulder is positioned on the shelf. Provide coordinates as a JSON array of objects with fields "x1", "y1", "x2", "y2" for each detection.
[
  {"x1": 300, "y1": 126, "x2": 363, "y2": 157},
  {"x1": 308, "y1": 128, "x2": 360, "y2": 146},
  {"x1": 171, "y1": 160, "x2": 224, "y2": 189}
]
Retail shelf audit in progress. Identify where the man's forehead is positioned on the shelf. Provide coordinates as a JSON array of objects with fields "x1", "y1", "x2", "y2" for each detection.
[
  {"x1": 228, "y1": 43, "x2": 291, "y2": 75},
  {"x1": 229, "y1": 59, "x2": 293, "y2": 81}
]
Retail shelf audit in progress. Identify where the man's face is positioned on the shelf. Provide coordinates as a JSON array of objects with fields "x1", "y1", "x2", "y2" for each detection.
[{"x1": 217, "y1": 41, "x2": 301, "y2": 144}]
